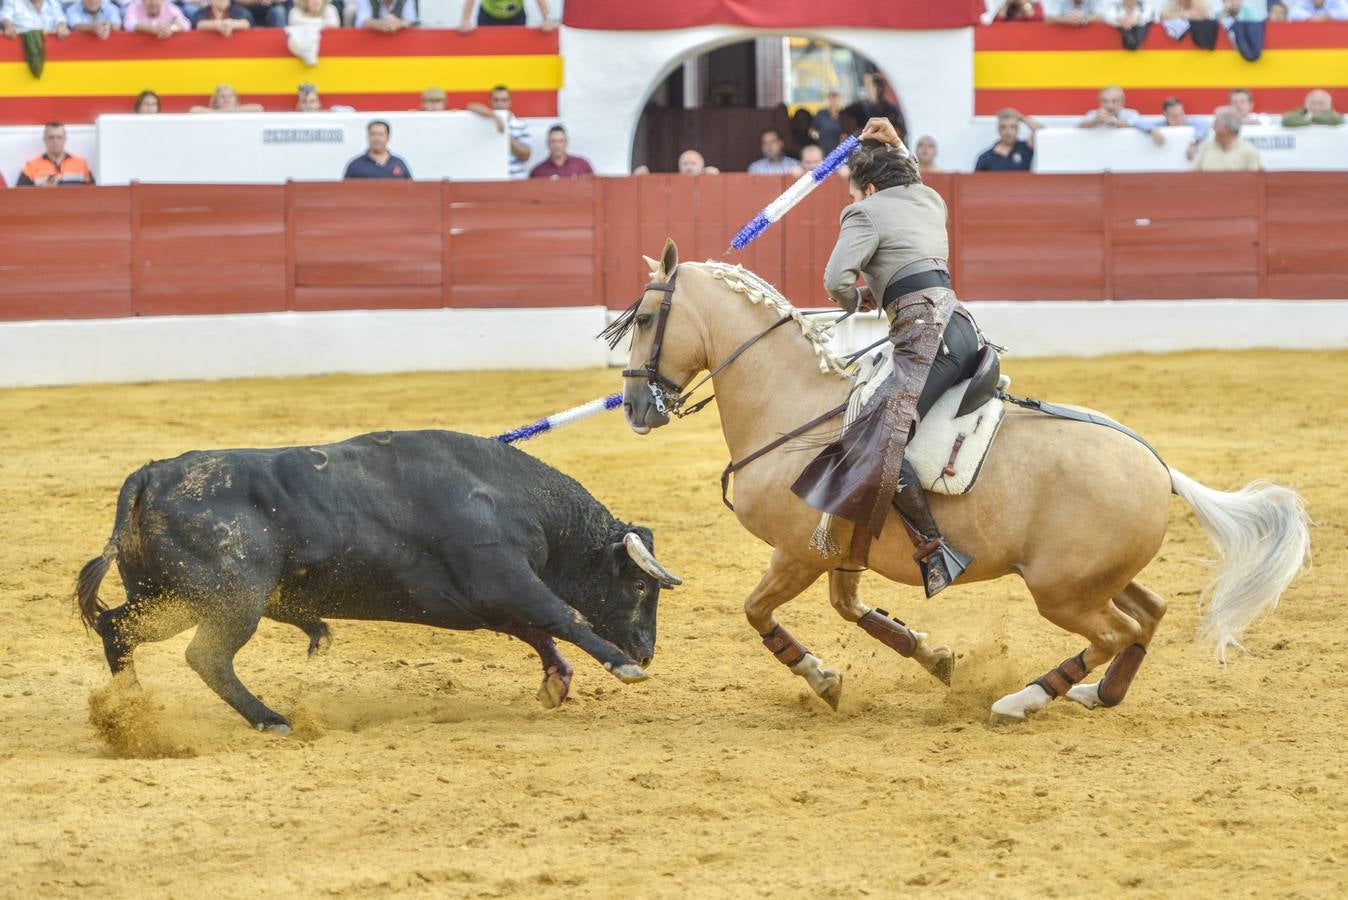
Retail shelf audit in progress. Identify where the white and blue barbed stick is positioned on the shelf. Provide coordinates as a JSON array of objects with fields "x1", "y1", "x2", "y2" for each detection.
[
  {"x1": 496, "y1": 140, "x2": 860, "y2": 443},
  {"x1": 495, "y1": 393, "x2": 624, "y2": 444},
  {"x1": 729, "y1": 135, "x2": 860, "y2": 251}
]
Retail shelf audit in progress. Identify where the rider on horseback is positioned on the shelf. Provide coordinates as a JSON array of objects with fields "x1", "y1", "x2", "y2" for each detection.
[{"x1": 792, "y1": 118, "x2": 990, "y2": 597}]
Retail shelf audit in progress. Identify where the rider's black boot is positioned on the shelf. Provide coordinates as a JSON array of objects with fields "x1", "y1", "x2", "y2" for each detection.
[{"x1": 893, "y1": 458, "x2": 973, "y2": 598}]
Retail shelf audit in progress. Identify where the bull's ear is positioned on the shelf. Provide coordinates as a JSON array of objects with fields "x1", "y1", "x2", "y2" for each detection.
[
  {"x1": 608, "y1": 541, "x2": 625, "y2": 574},
  {"x1": 642, "y1": 255, "x2": 660, "y2": 274},
  {"x1": 660, "y1": 238, "x2": 679, "y2": 278}
]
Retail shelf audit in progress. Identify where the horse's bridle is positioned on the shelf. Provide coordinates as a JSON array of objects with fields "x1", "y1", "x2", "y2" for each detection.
[{"x1": 621, "y1": 264, "x2": 804, "y2": 419}]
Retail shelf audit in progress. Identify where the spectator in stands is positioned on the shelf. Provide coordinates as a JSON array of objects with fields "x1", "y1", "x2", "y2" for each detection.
[
  {"x1": 1268, "y1": 1, "x2": 1288, "y2": 19},
  {"x1": 458, "y1": 0, "x2": 558, "y2": 32},
  {"x1": 1157, "y1": 97, "x2": 1211, "y2": 158},
  {"x1": 1228, "y1": 87, "x2": 1271, "y2": 125},
  {"x1": 678, "y1": 149, "x2": 719, "y2": 176},
  {"x1": 1219, "y1": 0, "x2": 1264, "y2": 20},
  {"x1": 133, "y1": 90, "x2": 161, "y2": 113},
  {"x1": 344, "y1": 120, "x2": 411, "y2": 179},
  {"x1": 190, "y1": 84, "x2": 264, "y2": 112},
  {"x1": 844, "y1": 73, "x2": 906, "y2": 148},
  {"x1": 748, "y1": 128, "x2": 802, "y2": 175},
  {"x1": 357, "y1": 0, "x2": 416, "y2": 31},
  {"x1": 67, "y1": 0, "x2": 121, "y2": 37},
  {"x1": 975, "y1": 108, "x2": 1042, "y2": 171},
  {"x1": 1044, "y1": 0, "x2": 1103, "y2": 24},
  {"x1": 799, "y1": 144, "x2": 825, "y2": 173},
  {"x1": 993, "y1": 0, "x2": 1046, "y2": 20},
  {"x1": 810, "y1": 90, "x2": 845, "y2": 154},
  {"x1": 2, "y1": 0, "x2": 71, "y2": 36},
  {"x1": 468, "y1": 85, "x2": 531, "y2": 179},
  {"x1": 16, "y1": 122, "x2": 93, "y2": 186},
  {"x1": 123, "y1": 0, "x2": 191, "y2": 35},
  {"x1": 232, "y1": 0, "x2": 285, "y2": 27},
  {"x1": 296, "y1": 83, "x2": 323, "y2": 111},
  {"x1": 1080, "y1": 85, "x2": 1165, "y2": 143},
  {"x1": 1282, "y1": 89, "x2": 1345, "y2": 126},
  {"x1": 529, "y1": 125, "x2": 593, "y2": 179},
  {"x1": 915, "y1": 135, "x2": 941, "y2": 173},
  {"x1": 289, "y1": 0, "x2": 338, "y2": 27},
  {"x1": 1289, "y1": 0, "x2": 1348, "y2": 19},
  {"x1": 1192, "y1": 106, "x2": 1262, "y2": 170},
  {"x1": 193, "y1": 0, "x2": 251, "y2": 33},
  {"x1": 420, "y1": 87, "x2": 447, "y2": 111},
  {"x1": 1106, "y1": 0, "x2": 1156, "y2": 48}
]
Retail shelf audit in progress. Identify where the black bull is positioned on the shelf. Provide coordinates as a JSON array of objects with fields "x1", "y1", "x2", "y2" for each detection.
[{"x1": 75, "y1": 430, "x2": 681, "y2": 733}]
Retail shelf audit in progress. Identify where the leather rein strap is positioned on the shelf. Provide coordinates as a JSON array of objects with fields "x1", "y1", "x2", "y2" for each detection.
[{"x1": 719, "y1": 400, "x2": 848, "y2": 511}]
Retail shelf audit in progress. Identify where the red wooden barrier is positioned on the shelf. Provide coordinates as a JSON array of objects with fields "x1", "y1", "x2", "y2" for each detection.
[{"x1": 2, "y1": 173, "x2": 1346, "y2": 324}]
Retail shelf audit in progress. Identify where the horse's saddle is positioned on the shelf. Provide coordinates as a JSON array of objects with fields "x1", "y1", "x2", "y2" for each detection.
[{"x1": 850, "y1": 346, "x2": 1007, "y2": 496}]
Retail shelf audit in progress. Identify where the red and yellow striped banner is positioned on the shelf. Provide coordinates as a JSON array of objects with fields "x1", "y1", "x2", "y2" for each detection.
[
  {"x1": 975, "y1": 22, "x2": 1348, "y2": 116},
  {"x1": 0, "y1": 28, "x2": 561, "y2": 124}
]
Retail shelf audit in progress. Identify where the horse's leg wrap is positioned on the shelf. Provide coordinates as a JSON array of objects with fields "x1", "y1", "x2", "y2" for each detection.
[
  {"x1": 761, "y1": 624, "x2": 809, "y2": 668},
  {"x1": 1097, "y1": 643, "x2": 1147, "y2": 707},
  {"x1": 856, "y1": 609, "x2": 916, "y2": 657},
  {"x1": 1032, "y1": 650, "x2": 1089, "y2": 699}
]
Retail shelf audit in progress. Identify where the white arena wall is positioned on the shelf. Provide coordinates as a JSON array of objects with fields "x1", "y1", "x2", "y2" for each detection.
[{"x1": 4, "y1": 301, "x2": 1347, "y2": 388}]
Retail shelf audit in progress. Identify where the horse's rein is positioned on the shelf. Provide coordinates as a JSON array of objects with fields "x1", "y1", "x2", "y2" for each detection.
[{"x1": 620, "y1": 264, "x2": 857, "y2": 509}]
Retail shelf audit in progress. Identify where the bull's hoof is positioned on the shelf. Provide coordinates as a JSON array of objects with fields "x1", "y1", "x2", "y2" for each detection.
[
  {"x1": 928, "y1": 650, "x2": 955, "y2": 687},
  {"x1": 606, "y1": 663, "x2": 649, "y2": 684},
  {"x1": 307, "y1": 623, "x2": 333, "y2": 657},
  {"x1": 537, "y1": 666, "x2": 571, "y2": 709},
  {"x1": 816, "y1": 670, "x2": 843, "y2": 711},
  {"x1": 255, "y1": 720, "x2": 292, "y2": 736}
]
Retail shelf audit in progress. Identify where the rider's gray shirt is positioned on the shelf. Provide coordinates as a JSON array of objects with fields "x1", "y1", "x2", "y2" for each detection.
[{"x1": 822, "y1": 182, "x2": 949, "y2": 312}]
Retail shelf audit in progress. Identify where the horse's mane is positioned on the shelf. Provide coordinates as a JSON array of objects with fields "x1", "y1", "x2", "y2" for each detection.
[
  {"x1": 697, "y1": 262, "x2": 850, "y2": 378},
  {"x1": 597, "y1": 260, "x2": 849, "y2": 379}
]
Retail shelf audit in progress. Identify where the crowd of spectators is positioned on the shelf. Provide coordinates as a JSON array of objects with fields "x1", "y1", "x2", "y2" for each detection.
[
  {"x1": 0, "y1": 0, "x2": 565, "y2": 35},
  {"x1": 989, "y1": 0, "x2": 1348, "y2": 22}
]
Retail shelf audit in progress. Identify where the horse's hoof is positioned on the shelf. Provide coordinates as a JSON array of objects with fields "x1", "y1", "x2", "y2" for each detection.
[
  {"x1": 537, "y1": 668, "x2": 570, "y2": 708},
  {"x1": 1066, "y1": 682, "x2": 1103, "y2": 710},
  {"x1": 816, "y1": 670, "x2": 843, "y2": 711},
  {"x1": 987, "y1": 710, "x2": 1025, "y2": 726},
  {"x1": 929, "y1": 650, "x2": 955, "y2": 687},
  {"x1": 256, "y1": 721, "x2": 292, "y2": 736},
  {"x1": 608, "y1": 663, "x2": 649, "y2": 684}
]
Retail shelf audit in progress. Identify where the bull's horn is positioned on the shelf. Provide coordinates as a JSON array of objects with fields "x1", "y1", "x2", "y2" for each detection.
[{"x1": 624, "y1": 533, "x2": 682, "y2": 587}]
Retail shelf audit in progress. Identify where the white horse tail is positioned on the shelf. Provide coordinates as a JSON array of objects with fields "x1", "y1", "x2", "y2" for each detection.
[{"x1": 1168, "y1": 468, "x2": 1311, "y2": 662}]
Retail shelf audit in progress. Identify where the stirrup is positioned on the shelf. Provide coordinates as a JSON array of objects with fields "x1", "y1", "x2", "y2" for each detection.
[{"x1": 915, "y1": 540, "x2": 973, "y2": 599}]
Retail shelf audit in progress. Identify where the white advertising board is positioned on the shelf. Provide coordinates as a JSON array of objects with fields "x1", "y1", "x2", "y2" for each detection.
[
  {"x1": 1035, "y1": 124, "x2": 1348, "y2": 173},
  {"x1": 95, "y1": 110, "x2": 509, "y2": 185}
]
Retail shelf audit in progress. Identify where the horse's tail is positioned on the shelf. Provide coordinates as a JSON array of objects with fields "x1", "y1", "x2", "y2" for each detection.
[
  {"x1": 74, "y1": 467, "x2": 148, "y2": 634},
  {"x1": 1168, "y1": 467, "x2": 1311, "y2": 662}
]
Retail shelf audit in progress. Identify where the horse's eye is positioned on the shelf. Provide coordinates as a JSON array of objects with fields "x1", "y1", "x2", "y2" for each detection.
[{"x1": 635, "y1": 314, "x2": 653, "y2": 329}]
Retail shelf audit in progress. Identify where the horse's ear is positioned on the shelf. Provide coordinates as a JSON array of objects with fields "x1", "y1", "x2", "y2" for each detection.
[
  {"x1": 642, "y1": 255, "x2": 660, "y2": 274},
  {"x1": 661, "y1": 238, "x2": 679, "y2": 278}
]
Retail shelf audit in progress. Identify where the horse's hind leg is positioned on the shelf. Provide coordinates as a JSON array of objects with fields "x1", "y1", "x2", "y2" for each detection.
[
  {"x1": 746, "y1": 549, "x2": 840, "y2": 709},
  {"x1": 990, "y1": 584, "x2": 1144, "y2": 723},
  {"x1": 828, "y1": 569, "x2": 955, "y2": 686},
  {"x1": 1066, "y1": 581, "x2": 1167, "y2": 710}
]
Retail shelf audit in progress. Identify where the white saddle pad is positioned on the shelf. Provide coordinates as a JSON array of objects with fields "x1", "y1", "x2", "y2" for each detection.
[{"x1": 849, "y1": 351, "x2": 1006, "y2": 495}]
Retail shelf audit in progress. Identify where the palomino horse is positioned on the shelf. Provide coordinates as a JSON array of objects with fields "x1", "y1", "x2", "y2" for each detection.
[{"x1": 616, "y1": 240, "x2": 1310, "y2": 722}]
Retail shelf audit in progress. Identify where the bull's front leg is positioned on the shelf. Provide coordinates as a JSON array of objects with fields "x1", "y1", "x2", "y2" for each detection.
[
  {"x1": 499, "y1": 621, "x2": 575, "y2": 709},
  {"x1": 492, "y1": 571, "x2": 649, "y2": 685}
]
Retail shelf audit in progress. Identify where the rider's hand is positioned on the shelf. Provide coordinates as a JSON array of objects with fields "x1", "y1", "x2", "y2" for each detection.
[
  {"x1": 859, "y1": 117, "x2": 902, "y2": 149},
  {"x1": 857, "y1": 285, "x2": 877, "y2": 313}
]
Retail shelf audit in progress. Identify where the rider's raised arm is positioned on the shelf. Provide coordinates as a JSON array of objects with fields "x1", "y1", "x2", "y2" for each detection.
[{"x1": 823, "y1": 204, "x2": 880, "y2": 313}]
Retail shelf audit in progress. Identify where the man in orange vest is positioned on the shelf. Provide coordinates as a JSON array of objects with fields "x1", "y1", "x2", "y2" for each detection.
[{"x1": 16, "y1": 122, "x2": 94, "y2": 186}]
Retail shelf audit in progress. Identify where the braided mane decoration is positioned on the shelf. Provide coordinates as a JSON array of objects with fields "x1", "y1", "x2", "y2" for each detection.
[{"x1": 699, "y1": 261, "x2": 852, "y2": 379}]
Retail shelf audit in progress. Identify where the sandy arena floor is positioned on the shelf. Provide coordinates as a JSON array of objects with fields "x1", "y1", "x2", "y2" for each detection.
[{"x1": 1, "y1": 351, "x2": 1345, "y2": 898}]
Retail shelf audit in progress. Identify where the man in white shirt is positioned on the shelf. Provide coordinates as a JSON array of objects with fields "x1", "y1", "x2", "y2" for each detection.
[
  {"x1": 1, "y1": 0, "x2": 70, "y2": 36},
  {"x1": 1044, "y1": 0, "x2": 1105, "y2": 24},
  {"x1": 1289, "y1": 0, "x2": 1348, "y2": 20}
]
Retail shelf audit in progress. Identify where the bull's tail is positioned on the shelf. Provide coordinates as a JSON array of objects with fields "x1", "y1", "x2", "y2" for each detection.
[{"x1": 75, "y1": 467, "x2": 149, "y2": 634}]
